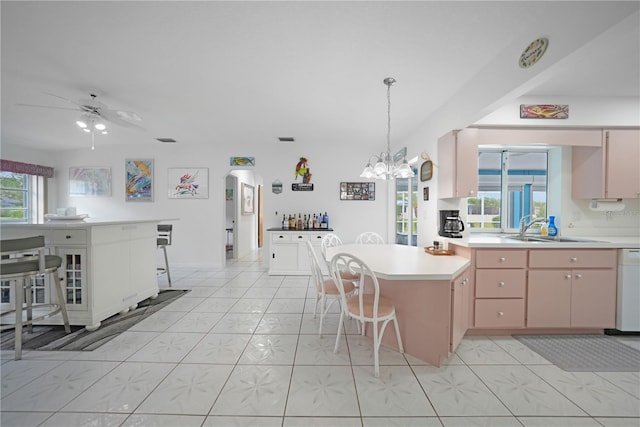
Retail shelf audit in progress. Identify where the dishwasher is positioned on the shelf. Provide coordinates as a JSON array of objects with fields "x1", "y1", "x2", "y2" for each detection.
[{"x1": 614, "y1": 249, "x2": 640, "y2": 332}]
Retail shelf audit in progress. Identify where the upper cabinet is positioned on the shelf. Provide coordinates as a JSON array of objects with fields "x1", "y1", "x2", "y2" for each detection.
[
  {"x1": 572, "y1": 129, "x2": 640, "y2": 199},
  {"x1": 437, "y1": 129, "x2": 479, "y2": 199}
]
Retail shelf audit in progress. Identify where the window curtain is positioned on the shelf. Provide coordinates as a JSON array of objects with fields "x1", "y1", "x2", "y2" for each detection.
[{"x1": 0, "y1": 159, "x2": 54, "y2": 178}]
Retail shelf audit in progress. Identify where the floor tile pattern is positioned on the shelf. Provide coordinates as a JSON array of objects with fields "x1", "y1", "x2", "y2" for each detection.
[{"x1": 2, "y1": 250, "x2": 639, "y2": 426}]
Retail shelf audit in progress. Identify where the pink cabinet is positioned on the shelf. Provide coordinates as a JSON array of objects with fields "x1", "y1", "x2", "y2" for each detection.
[
  {"x1": 572, "y1": 129, "x2": 640, "y2": 199},
  {"x1": 437, "y1": 129, "x2": 479, "y2": 199},
  {"x1": 527, "y1": 249, "x2": 617, "y2": 328},
  {"x1": 450, "y1": 268, "x2": 471, "y2": 352},
  {"x1": 473, "y1": 249, "x2": 527, "y2": 329}
]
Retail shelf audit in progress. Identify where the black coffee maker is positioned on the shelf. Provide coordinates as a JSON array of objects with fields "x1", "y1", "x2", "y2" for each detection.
[{"x1": 439, "y1": 210, "x2": 465, "y2": 238}]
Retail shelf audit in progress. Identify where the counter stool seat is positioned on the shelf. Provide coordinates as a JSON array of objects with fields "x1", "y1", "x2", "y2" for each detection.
[
  {"x1": 157, "y1": 224, "x2": 173, "y2": 287},
  {"x1": 1, "y1": 236, "x2": 71, "y2": 360}
]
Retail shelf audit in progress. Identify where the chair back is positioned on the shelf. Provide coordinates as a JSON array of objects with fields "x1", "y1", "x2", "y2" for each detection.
[
  {"x1": 320, "y1": 233, "x2": 343, "y2": 260},
  {"x1": 355, "y1": 231, "x2": 385, "y2": 245},
  {"x1": 157, "y1": 224, "x2": 173, "y2": 247},
  {"x1": 1, "y1": 236, "x2": 47, "y2": 274},
  {"x1": 305, "y1": 240, "x2": 326, "y2": 294},
  {"x1": 329, "y1": 252, "x2": 382, "y2": 321}
]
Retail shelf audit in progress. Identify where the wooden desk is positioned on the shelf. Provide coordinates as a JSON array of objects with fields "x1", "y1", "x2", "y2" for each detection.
[{"x1": 325, "y1": 244, "x2": 470, "y2": 366}]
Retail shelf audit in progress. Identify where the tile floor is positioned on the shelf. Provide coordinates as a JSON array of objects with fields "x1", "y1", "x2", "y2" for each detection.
[{"x1": 2, "y1": 251, "x2": 639, "y2": 427}]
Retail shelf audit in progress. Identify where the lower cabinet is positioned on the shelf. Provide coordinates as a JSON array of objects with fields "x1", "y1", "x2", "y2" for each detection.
[
  {"x1": 473, "y1": 249, "x2": 527, "y2": 328},
  {"x1": 450, "y1": 267, "x2": 471, "y2": 352},
  {"x1": 471, "y1": 248, "x2": 617, "y2": 331},
  {"x1": 268, "y1": 229, "x2": 332, "y2": 275}
]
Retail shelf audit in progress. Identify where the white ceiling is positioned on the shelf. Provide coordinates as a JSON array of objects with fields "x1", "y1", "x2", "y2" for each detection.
[{"x1": 2, "y1": 1, "x2": 638, "y2": 152}]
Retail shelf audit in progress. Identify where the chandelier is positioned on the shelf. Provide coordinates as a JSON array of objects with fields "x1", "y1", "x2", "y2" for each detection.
[{"x1": 360, "y1": 77, "x2": 414, "y2": 180}]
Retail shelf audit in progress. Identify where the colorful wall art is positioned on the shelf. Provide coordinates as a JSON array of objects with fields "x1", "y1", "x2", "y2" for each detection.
[
  {"x1": 125, "y1": 159, "x2": 153, "y2": 201},
  {"x1": 168, "y1": 168, "x2": 209, "y2": 199}
]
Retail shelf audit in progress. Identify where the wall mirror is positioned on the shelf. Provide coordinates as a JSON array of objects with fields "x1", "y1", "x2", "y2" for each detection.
[{"x1": 420, "y1": 160, "x2": 433, "y2": 182}]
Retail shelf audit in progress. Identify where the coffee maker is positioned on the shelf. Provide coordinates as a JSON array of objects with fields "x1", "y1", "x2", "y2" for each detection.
[{"x1": 439, "y1": 210, "x2": 465, "y2": 238}]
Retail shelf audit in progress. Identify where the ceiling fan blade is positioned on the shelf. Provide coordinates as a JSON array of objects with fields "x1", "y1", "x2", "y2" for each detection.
[
  {"x1": 99, "y1": 108, "x2": 145, "y2": 130},
  {"x1": 42, "y1": 91, "x2": 83, "y2": 107},
  {"x1": 16, "y1": 103, "x2": 81, "y2": 112}
]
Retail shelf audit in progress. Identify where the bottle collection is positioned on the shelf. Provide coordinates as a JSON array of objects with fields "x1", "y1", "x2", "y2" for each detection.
[{"x1": 281, "y1": 212, "x2": 329, "y2": 230}]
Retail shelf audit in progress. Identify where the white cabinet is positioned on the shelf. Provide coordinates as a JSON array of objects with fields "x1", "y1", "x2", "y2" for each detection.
[
  {"x1": 268, "y1": 229, "x2": 332, "y2": 275},
  {"x1": 450, "y1": 267, "x2": 471, "y2": 352},
  {"x1": 572, "y1": 129, "x2": 640, "y2": 199},
  {"x1": 437, "y1": 129, "x2": 479, "y2": 199},
  {"x1": 2, "y1": 221, "x2": 160, "y2": 330}
]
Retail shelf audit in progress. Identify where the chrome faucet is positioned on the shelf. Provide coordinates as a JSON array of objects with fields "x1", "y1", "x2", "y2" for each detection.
[{"x1": 519, "y1": 215, "x2": 547, "y2": 236}]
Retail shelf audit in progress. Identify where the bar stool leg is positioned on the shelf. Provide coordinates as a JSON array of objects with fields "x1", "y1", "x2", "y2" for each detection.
[
  {"x1": 25, "y1": 280, "x2": 33, "y2": 334},
  {"x1": 52, "y1": 270, "x2": 71, "y2": 333},
  {"x1": 162, "y1": 246, "x2": 172, "y2": 287},
  {"x1": 14, "y1": 279, "x2": 23, "y2": 360}
]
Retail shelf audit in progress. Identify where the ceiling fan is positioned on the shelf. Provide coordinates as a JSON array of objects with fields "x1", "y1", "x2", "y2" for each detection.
[{"x1": 17, "y1": 91, "x2": 144, "y2": 131}]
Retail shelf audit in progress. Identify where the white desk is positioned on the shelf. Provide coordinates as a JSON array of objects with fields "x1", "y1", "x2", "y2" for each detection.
[{"x1": 325, "y1": 244, "x2": 470, "y2": 366}]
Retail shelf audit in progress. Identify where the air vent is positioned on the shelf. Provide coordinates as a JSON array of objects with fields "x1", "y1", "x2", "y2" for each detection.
[
  {"x1": 278, "y1": 137, "x2": 295, "y2": 143},
  {"x1": 156, "y1": 138, "x2": 177, "y2": 143}
]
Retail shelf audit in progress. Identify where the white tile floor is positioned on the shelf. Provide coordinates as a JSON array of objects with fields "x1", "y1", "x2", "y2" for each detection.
[{"x1": 2, "y1": 251, "x2": 639, "y2": 427}]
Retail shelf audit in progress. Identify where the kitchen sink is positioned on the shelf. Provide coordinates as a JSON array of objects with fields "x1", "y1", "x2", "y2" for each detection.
[{"x1": 505, "y1": 235, "x2": 597, "y2": 243}]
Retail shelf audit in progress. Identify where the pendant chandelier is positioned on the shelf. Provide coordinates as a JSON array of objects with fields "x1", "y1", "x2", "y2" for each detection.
[{"x1": 360, "y1": 77, "x2": 414, "y2": 180}]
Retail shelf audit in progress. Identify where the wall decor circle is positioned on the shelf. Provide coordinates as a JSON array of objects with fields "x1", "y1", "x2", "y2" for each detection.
[{"x1": 519, "y1": 37, "x2": 549, "y2": 69}]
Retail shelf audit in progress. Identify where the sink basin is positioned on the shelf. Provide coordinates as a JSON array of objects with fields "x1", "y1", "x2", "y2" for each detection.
[{"x1": 505, "y1": 235, "x2": 596, "y2": 243}]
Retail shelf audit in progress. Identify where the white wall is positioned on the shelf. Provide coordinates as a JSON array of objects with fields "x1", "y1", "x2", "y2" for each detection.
[{"x1": 1, "y1": 136, "x2": 390, "y2": 268}]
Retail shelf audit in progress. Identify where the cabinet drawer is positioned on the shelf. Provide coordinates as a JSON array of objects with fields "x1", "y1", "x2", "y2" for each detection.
[
  {"x1": 476, "y1": 249, "x2": 527, "y2": 269},
  {"x1": 475, "y1": 299, "x2": 525, "y2": 328},
  {"x1": 308, "y1": 234, "x2": 326, "y2": 244},
  {"x1": 271, "y1": 233, "x2": 292, "y2": 242},
  {"x1": 476, "y1": 270, "x2": 526, "y2": 298},
  {"x1": 291, "y1": 234, "x2": 310, "y2": 242},
  {"x1": 529, "y1": 249, "x2": 617, "y2": 269},
  {"x1": 51, "y1": 229, "x2": 87, "y2": 245}
]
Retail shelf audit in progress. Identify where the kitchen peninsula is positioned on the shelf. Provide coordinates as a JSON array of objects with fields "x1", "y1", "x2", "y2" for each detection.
[
  {"x1": 325, "y1": 244, "x2": 470, "y2": 367},
  {"x1": 2, "y1": 218, "x2": 163, "y2": 331}
]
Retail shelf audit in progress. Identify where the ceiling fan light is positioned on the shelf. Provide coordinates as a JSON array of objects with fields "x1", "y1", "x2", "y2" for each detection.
[
  {"x1": 76, "y1": 120, "x2": 87, "y2": 129},
  {"x1": 94, "y1": 122, "x2": 106, "y2": 131},
  {"x1": 82, "y1": 128, "x2": 91, "y2": 133}
]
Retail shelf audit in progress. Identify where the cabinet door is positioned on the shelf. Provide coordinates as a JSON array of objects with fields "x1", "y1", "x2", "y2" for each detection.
[
  {"x1": 606, "y1": 130, "x2": 640, "y2": 198},
  {"x1": 450, "y1": 269, "x2": 470, "y2": 352},
  {"x1": 455, "y1": 129, "x2": 479, "y2": 198},
  {"x1": 57, "y1": 248, "x2": 88, "y2": 311},
  {"x1": 570, "y1": 269, "x2": 616, "y2": 328},
  {"x1": 271, "y1": 243, "x2": 298, "y2": 272},
  {"x1": 527, "y1": 270, "x2": 571, "y2": 327}
]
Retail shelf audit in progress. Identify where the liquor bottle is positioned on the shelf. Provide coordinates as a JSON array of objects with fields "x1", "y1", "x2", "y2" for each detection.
[
  {"x1": 297, "y1": 213, "x2": 303, "y2": 230},
  {"x1": 324, "y1": 212, "x2": 329, "y2": 228},
  {"x1": 282, "y1": 214, "x2": 287, "y2": 229}
]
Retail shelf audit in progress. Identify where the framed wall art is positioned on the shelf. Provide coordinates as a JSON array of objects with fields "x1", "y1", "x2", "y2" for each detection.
[
  {"x1": 241, "y1": 183, "x2": 254, "y2": 214},
  {"x1": 340, "y1": 182, "x2": 375, "y2": 200},
  {"x1": 168, "y1": 167, "x2": 209, "y2": 199},
  {"x1": 125, "y1": 159, "x2": 153, "y2": 202},
  {"x1": 69, "y1": 167, "x2": 112, "y2": 197}
]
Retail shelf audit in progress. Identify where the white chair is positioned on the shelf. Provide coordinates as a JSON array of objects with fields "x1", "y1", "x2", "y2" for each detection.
[
  {"x1": 306, "y1": 241, "x2": 355, "y2": 337},
  {"x1": 329, "y1": 252, "x2": 403, "y2": 377},
  {"x1": 320, "y1": 233, "x2": 361, "y2": 287},
  {"x1": 1, "y1": 236, "x2": 71, "y2": 360},
  {"x1": 355, "y1": 231, "x2": 385, "y2": 245},
  {"x1": 157, "y1": 224, "x2": 173, "y2": 286}
]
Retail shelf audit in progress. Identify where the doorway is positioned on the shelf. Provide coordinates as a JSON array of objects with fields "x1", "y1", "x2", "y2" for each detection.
[{"x1": 224, "y1": 171, "x2": 263, "y2": 263}]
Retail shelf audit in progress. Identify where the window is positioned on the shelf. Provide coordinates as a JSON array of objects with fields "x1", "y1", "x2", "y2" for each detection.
[
  {"x1": 0, "y1": 172, "x2": 44, "y2": 223},
  {"x1": 468, "y1": 149, "x2": 548, "y2": 232},
  {"x1": 395, "y1": 171, "x2": 418, "y2": 246}
]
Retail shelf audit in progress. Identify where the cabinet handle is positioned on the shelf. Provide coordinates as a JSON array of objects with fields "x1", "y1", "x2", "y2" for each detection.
[
  {"x1": 499, "y1": 257, "x2": 506, "y2": 262},
  {"x1": 272, "y1": 254, "x2": 275, "y2": 258},
  {"x1": 570, "y1": 257, "x2": 577, "y2": 262},
  {"x1": 565, "y1": 274, "x2": 572, "y2": 280},
  {"x1": 66, "y1": 235, "x2": 72, "y2": 239},
  {"x1": 497, "y1": 311, "x2": 504, "y2": 317},
  {"x1": 498, "y1": 281, "x2": 505, "y2": 287},
  {"x1": 574, "y1": 273, "x2": 582, "y2": 279},
  {"x1": 298, "y1": 236, "x2": 303, "y2": 239}
]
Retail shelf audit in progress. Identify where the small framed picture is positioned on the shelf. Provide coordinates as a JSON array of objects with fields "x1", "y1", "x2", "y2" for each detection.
[
  {"x1": 420, "y1": 160, "x2": 433, "y2": 182},
  {"x1": 241, "y1": 183, "x2": 254, "y2": 215},
  {"x1": 69, "y1": 167, "x2": 112, "y2": 197}
]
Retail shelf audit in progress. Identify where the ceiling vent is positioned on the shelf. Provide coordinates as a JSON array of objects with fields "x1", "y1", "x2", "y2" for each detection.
[
  {"x1": 278, "y1": 137, "x2": 295, "y2": 143},
  {"x1": 156, "y1": 138, "x2": 177, "y2": 143}
]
